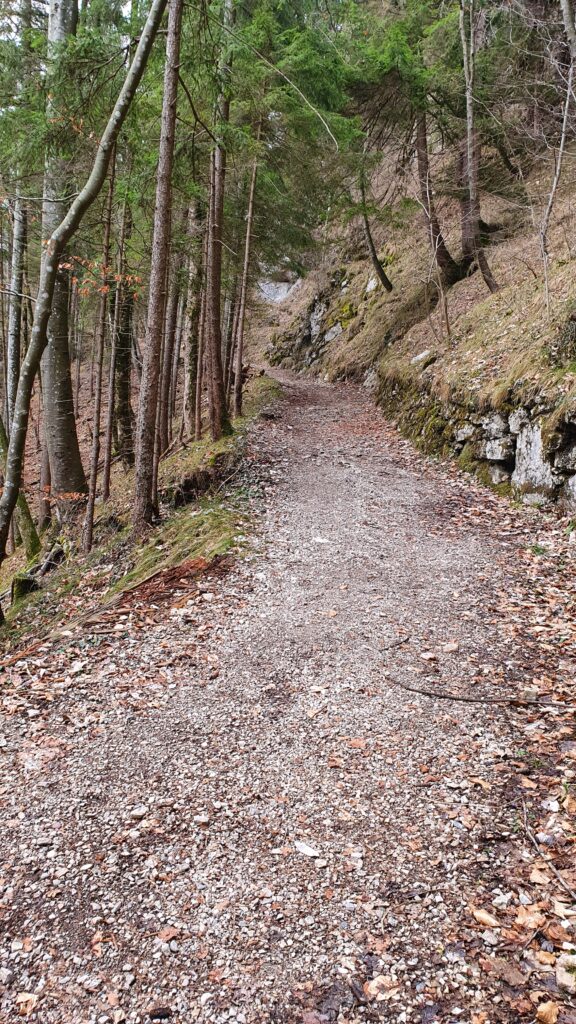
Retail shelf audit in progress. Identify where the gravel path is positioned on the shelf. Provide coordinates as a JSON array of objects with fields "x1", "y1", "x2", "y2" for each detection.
[{"x1": 0, "y1": 377, "x2": 548, "y2": 1023}]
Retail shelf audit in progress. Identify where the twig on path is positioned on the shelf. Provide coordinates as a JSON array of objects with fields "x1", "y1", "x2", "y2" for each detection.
[
  {"x1": 384, "y1": 675, "x2": 576, "y2": 712},
  {"x1": 522, "y1": 798, "x2": 576, "y2": 904},
  {"x1": 379, "y1": 636, "x2": 410, "y2": 651}
]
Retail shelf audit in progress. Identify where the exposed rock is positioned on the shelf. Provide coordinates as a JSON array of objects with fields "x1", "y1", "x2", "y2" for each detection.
[
  {"x1": 488, "y1": 464, "x2": 511, "y2": 485},
  {"x1": 554, "y1": 440, "x2": 576, "y2": 472},
  {"x1": 365, "y1": 275, "x2": 378, "y2": 294},
  {"x1": 455, "y1": 423, "x2": 475, "y2": 443},
  {"x1": 310, "y1": 300, "x2": 327, "y2": 342},
  {"x1": 509, "y1": 408, "x2": 530, "y2": 434},
  {"x1": 484, "y1": 437, "x2": 515, "y2": 462},
  {"x1": 481, "y1": 413, "x2": 509, "y2": 439},
  {"x1": 325, "y1": 322, "x2": 343, "y2": 343},
  {"x1": 363, "y1": 369, "x2": 379, "y2": 394},
  {"x1": 512, "y1": 421, "x2": 558, "y2": 494},
  {"x1": 411, "y1": 350, "x2": 437, "y2": 370}
]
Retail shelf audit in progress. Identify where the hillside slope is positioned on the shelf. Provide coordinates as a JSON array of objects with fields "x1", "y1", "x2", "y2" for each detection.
[{"x1": 264, "y1": 154, "x2": 576, "y2": 508}]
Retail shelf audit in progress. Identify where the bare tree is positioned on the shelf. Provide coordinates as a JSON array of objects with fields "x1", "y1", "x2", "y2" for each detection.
[{"x1": 459, "y1": 0, "x2": 499, "y2": 293}]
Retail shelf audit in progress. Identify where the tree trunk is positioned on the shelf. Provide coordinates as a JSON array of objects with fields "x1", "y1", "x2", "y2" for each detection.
[
  {"x1": 41, "y1": 0, "x2": 87, "y2": 505},
  {"x1": 83, "y1": 161, "x2": 115, "y2": 553},
  {"x1": 38, "y1": 418, "x2": 52, "y2": 532},
  {"x1": 0, "y1": 0, "x2": 170, "y2": 577},
  {"x1": 158, "y1": 249, "x2": 182, "y2": 453},
  {"x1": 6, "y1": 202, "x2": 26, "y2": 434},
  {"x1": 204, "y1": 0, "x2": 234, "y2": 441},
  {"x1": 459, "y1": 0, "x2": 499, "y2": 293},
  {"x1": 133, "y1": 0, "x2": 183, "y2": 531},
  {"x1": 0, "y1": 413, "x2": 40, "y2": 558},
  {"x1": 233, "y1": 140, "x2": 260, "y2": 418},
  {"x1": 415, "y1": 114, "x2": 463, "y2": 288},
  {"x1": 358, "y1": 171, "x2": 393, "y2": 293},
  {"x1": 102, "y1": 197, "x2": 130, "y2": 499}
]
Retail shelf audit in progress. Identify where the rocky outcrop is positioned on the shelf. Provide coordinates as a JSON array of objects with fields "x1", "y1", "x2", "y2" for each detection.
[
  {"x1": 267, "y1": 275, "x2": 576, "y2": 508},
  {"x1": 379, "y1": 369, "x2": 576, "y2": 507}
]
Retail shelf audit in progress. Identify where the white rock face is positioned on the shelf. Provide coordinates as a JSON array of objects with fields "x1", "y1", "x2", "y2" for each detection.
[
  {"x1": 365, "y1": 275, "x2": 378, "y2": 294},
  {"x1": 485, "y1": 437, "x2": 515, "y2": 461},
  {"x1": 511, "y1": 421, "x2": 556, "y2": 493},
  {"x1": 481, "y1": 413, "x2": 508, "y2": 439},
  {"x1": 324, "y1": 322, "x2": 343, "y2": 343},
  {"x1": 310, "y1": 300, "x2": 327, "y2": 341}
]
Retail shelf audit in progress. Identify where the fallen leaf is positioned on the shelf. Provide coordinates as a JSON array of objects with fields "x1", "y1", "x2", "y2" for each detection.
[
  {"x1": 472, "y1": 907, "x2": 500, "y2": 929},
  {"x1": 536, "y1": 1000, "x2": 559, "y2": 1024},
  {"x1": 363, "y1": 974, "x2": 393, "y2": 1000},
  {"x1": 516, "y1": 905, "x2": 546, "y2": 930},
  {"x1": 530, "y1": 867, "x2": 551, "y2": 885},
  {"x1": 519, "y1": 776, "x2": 538, "y2": 790},
  {"x1": 470, "y1": 776, "x2": 491, "y2": 792},
  {"x1": 15, "y1": 993, "x2": 39, "y2": 1018}
]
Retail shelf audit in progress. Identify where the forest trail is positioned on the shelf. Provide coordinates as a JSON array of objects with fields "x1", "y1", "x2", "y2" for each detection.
[{"x1": 0, "y1": 376, "x2": 569, "y2": 1023}]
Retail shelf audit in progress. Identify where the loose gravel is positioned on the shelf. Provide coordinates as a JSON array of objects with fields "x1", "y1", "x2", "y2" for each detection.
[{"x1": 0, "y1": 377, "x2": 557, "y2": 1023}]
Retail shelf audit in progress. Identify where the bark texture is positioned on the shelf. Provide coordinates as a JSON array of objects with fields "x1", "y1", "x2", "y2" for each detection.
[
  {"x1": 133, "y1": 0, "x2": 184, "y2": 529},
  {"x1": 41, "y1": 0, "x2": 87, "y2": 502}
]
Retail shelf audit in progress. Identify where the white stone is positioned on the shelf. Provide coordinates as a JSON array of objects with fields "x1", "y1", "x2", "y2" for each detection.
[
  {"x1": 411, "y1": 349, "x2": 431, "y2": 365},
  {"x1": 481, "y1": 413, "x2": 508, "y2": 439},
  {"x1": 365, "y1": 276, "x2": 378, "y2": 293},
  {"x1": 509, "y1": 407, "x2": 530, "y2": 434},
  {"x1": 324, "y1": 323, "x2": 343, "y2": 343},
  {"x1": 512, "y1": 421, "x2": 556, "y2": 493}
]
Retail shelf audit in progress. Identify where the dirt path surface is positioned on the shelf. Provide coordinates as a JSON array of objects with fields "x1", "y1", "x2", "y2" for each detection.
[{"x1": 1, "y1": 377, "x2": 575, "y2": 1024}]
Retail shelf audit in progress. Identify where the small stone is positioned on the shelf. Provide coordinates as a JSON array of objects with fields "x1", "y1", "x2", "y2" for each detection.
[
  {"x1": 130, "y1": 805, "x2": 148, "y2": 820},
  {"x1": 148, "y1": 1007, "x2": 173, "y2": 1021},
  {"x1": 0, "y1": 968, "x2": 14, "y2": 986},
  {"x1": 556, "y1": 953, "x2": 576, "y2": 994}
]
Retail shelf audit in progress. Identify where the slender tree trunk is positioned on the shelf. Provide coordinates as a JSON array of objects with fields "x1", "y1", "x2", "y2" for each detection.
[
  {"x1": 0, "y1": 0, "x2": 169, "y2": 578},
  {"x1": 170, "y1": 291, "x2": 185, "y2": 421},
  {"x1": 415, "y1": 114, "x2": 463, "y2": 287},
  {"x1": 358, "y1": 171, "x2": 393, "y2": 293},
  {"x1": 158, "y1": 249, "x2": 182, "y2": 453},
  {"x1": 204, "y1": 0, "x2": 234, "y2": 440},
  {"x1": 41, "y1": 0, "x2": 88, "y2": 505},
  {"x1": 0, "y1": 414, "x2": 40, "y2": 558},
  {"x1": 233, "y1": 140, "x2": 260, "y2": 417},
  {"x1": 133, "y1": 0, "x2": 183, "y2": 530},
  {"x1": 540, "y1": 58, "x2": 573, "y2": 314},
  {"x1": 83, "y1": 160, "x2": 116, "y2": 552},
  {"x1": 195, "y1": 288, "x2": 206, "y2": 441},
  {"x1": 102, "y1": 197, "x2": 130, "y2": 499},
  {"x1": 6, "y1": 203, "x2": 26, "y2": 434},
  {"x1": 38, "y1": 431, "x2": 52, "y2": 532},
  {"x1": 459, "y1": 0, "x2": 499, "y2": 293}
]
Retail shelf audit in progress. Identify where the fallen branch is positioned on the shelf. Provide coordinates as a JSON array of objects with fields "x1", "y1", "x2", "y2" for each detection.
[
  {"x1": 522, "y1": 798, "x2": 576, "y2": 904},
  {"x1": 384, "y1": 675, "x2": 576, "y2": 712}
]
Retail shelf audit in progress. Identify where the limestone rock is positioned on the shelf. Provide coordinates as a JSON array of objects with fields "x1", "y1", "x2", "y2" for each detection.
[
  {"x1": 481, "y1": 413, "x2": 509, "y2": 439},
  {"x1": 512, "y1": 421, "x2": 558, "y2": 494},
  {"x1": 485, "y1": 437, "x2": 515, "y2": 462}
]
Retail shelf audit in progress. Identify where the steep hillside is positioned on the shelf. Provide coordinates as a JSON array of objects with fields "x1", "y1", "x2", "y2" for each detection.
[{"x1": 264, "y1": 155, "x2": 576, "y2": 508}]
